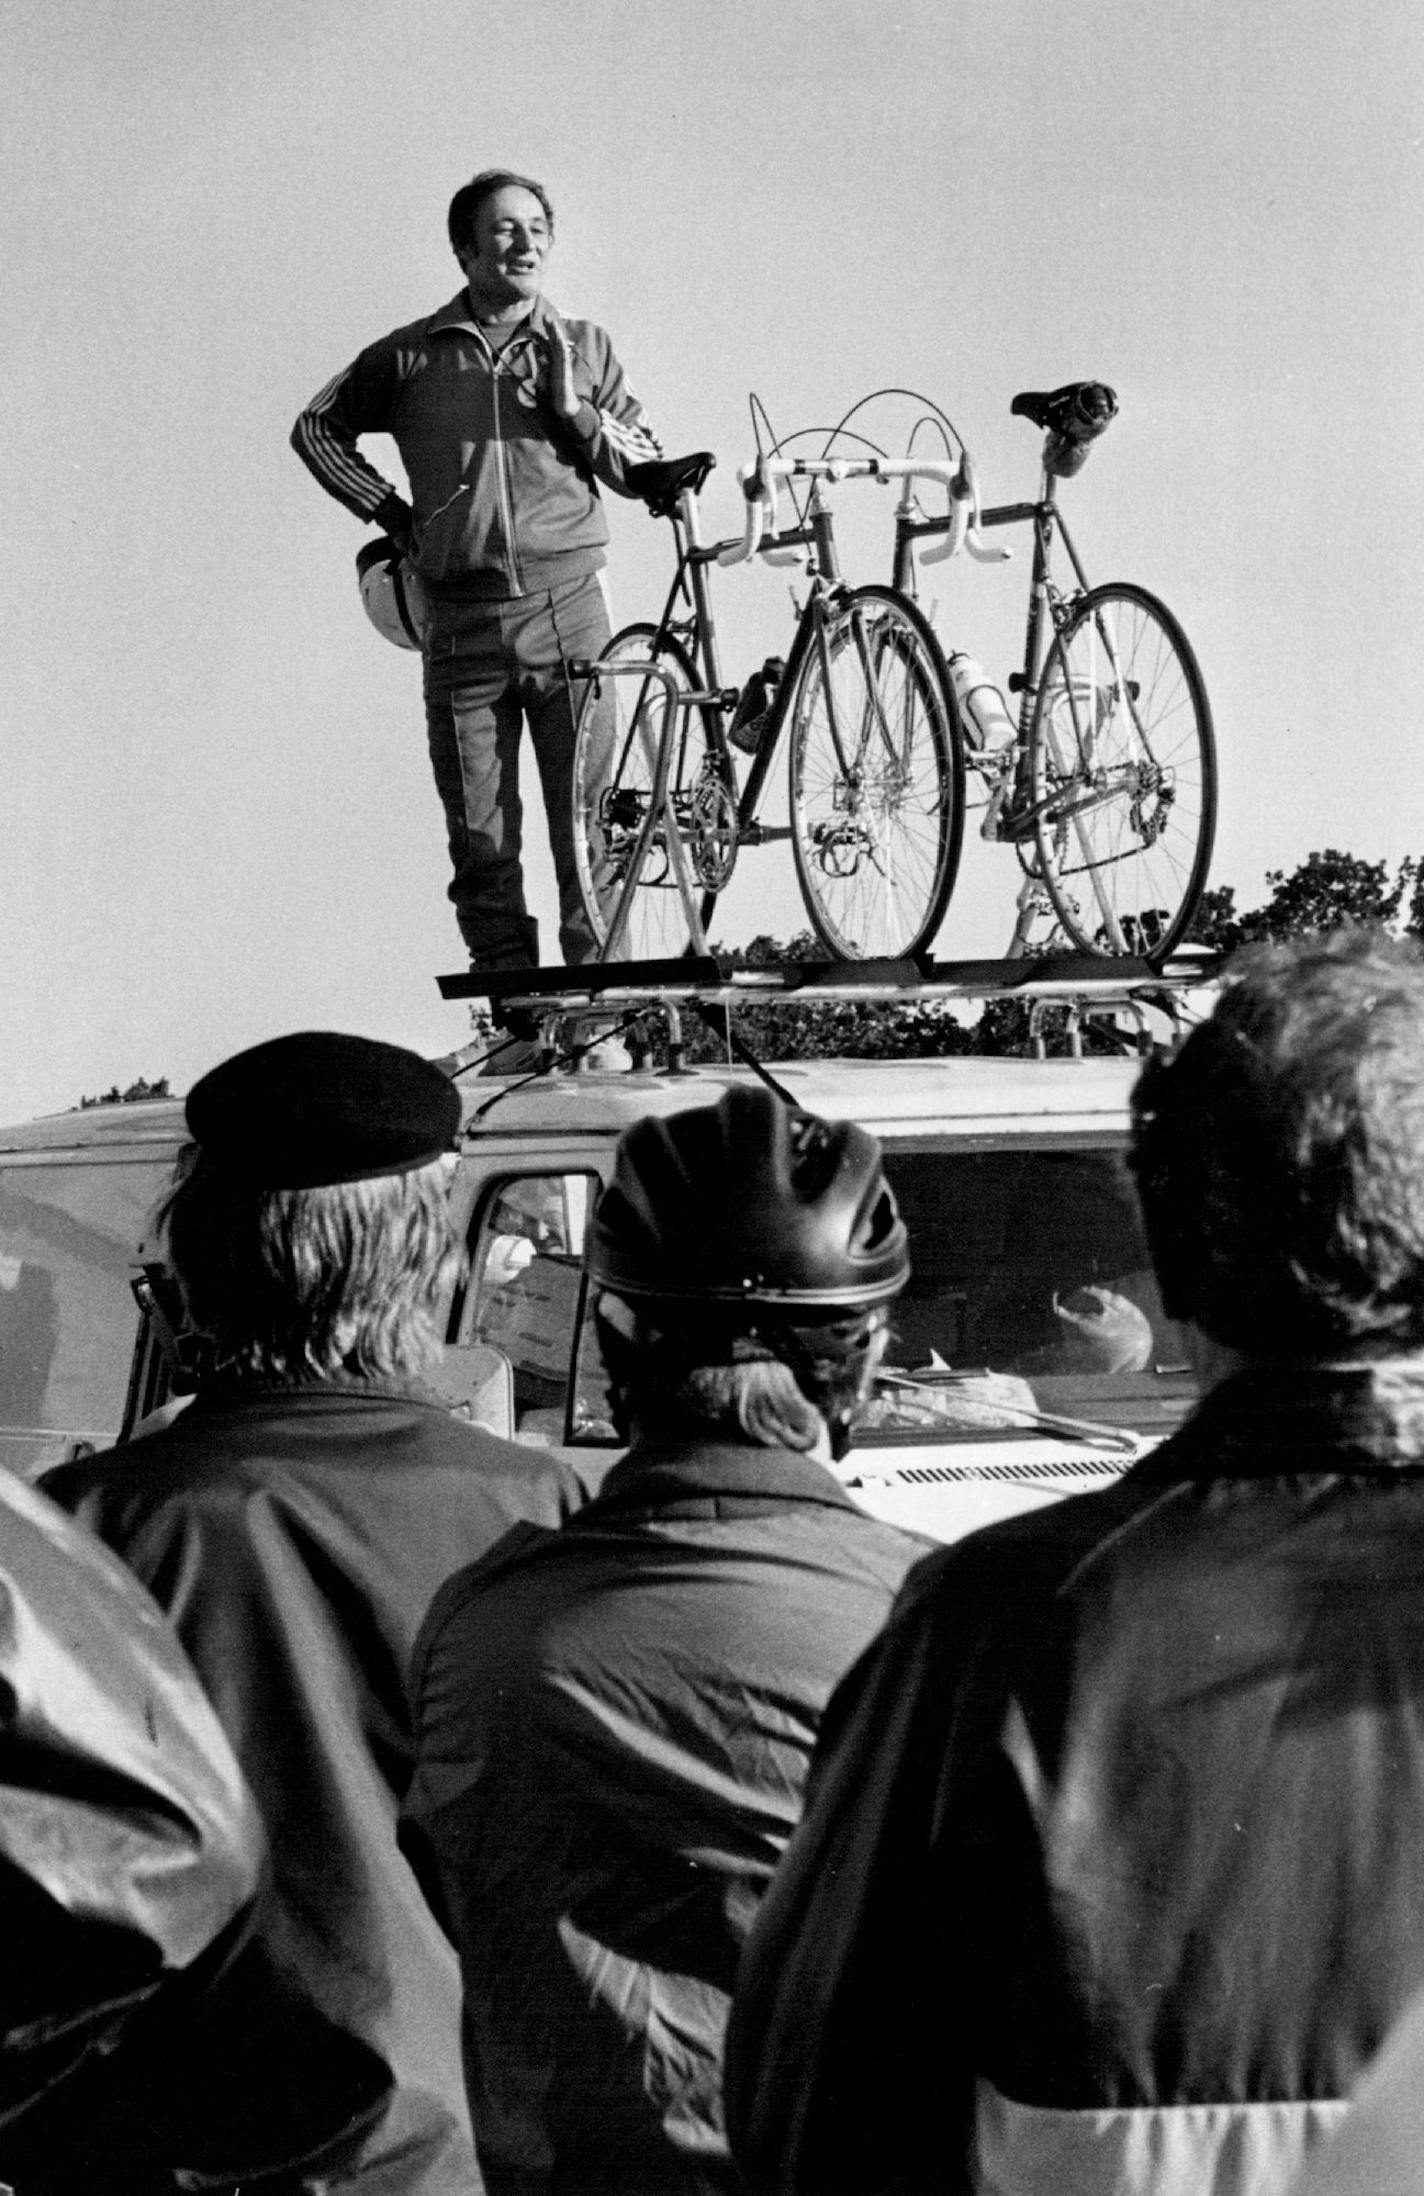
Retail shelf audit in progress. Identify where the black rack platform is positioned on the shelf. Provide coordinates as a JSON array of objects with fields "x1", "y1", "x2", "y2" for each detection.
[{"x1": 437, "y1": 949, "x2": 1220, "y2": 1013}]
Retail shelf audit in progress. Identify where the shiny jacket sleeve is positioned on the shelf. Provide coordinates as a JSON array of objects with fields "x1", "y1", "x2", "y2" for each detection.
[
  {"x1": 14, "y1": 1473, "x2": 392, "y2": 2190},
  {"x1": 0, "y1": 1471, "x2": 261, "y2": 2123},
  {"x1": 290, "y1": 338, "x2": 415, "y2": 538}
]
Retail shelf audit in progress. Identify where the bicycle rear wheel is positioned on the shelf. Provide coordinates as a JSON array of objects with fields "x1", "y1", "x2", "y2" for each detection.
[
  {"x1": 788, "y1": 585, "x2": 964, "y2": 960},
  {"x1": 571, "y1": 624, "x2": 717, "y2": 960},
  {"x1": 1028, "y1": 584, "x2": 1216, "y2": 956}
]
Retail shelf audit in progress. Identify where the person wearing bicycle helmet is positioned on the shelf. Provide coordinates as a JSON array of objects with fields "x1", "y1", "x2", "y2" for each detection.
[{"x1": 401, "y1": 1084, "x2": 928, "y2": 2196}]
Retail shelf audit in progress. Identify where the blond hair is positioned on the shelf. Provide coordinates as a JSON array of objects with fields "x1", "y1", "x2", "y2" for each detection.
[{"x1": 159, "y1": 1147, "x2": 461, "y2": 1380}]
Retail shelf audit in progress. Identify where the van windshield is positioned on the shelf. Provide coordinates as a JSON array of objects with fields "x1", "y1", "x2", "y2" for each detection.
[
  {"x1": 867, "y1": 1140, "x2": 1196, "y2": 1445},
  {"x1": 472, "y1": 1138, "x2": 1197, "y2": 1452}
]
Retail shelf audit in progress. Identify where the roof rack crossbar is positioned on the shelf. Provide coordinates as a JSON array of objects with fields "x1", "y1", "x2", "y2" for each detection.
[
  {"x1": 436, "y1": 950, "x2": 1220, "y2": 1016},
  {"x1": 439, "y1": 955, "x2": 723, "y2": 1002}
]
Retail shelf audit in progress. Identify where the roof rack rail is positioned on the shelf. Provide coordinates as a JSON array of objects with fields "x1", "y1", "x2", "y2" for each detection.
[{"x1": 437, "y1": 948, "x2": 1221, "y2": 1014}]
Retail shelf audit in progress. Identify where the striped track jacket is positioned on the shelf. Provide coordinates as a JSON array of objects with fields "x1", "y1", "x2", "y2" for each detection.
[{"x1": 292, "y1": 290, "x2": 663, "y2": 599}]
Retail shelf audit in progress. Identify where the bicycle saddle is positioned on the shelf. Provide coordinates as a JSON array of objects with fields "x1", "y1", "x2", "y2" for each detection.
[
  {"x1": 1010, "y1": 382, "x2": 1118, "y2": 437},
  {"x1": 625, "y1": 451, "x2": 717, "y2": 519}
]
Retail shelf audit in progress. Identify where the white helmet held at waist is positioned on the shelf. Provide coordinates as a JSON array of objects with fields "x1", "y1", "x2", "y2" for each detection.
[{"x1": 356, "y1": 537, "x2": 429, "y2": 651}]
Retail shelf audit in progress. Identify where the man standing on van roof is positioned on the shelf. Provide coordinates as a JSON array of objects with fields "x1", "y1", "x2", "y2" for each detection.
[
  {"x1": 43, "y1": 1030, "x2": 588, "y2": 2196},
  {"x1": 292, "y1": 167, "x2": 662, "y2": 973},
  {"x1": 401, "y1": 1086, "x2": 929, "y2": 2195},
  {"x1": 725, "y1": 929, "x2": 1424, "y2": 2196}
]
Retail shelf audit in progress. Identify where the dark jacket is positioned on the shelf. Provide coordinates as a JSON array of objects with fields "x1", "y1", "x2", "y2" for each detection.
[
  {"x1": 0, "y1": 1467, "x2": 256, "y2": 2132},
  {"x1": 401, "y1": 1433, "x2": 930, "y2": 2196},
  {"x1": 292, "y1": 290, "x2": 662, "y2": 597},
  {"x1": 724, "y1": 1360, "x2": 1424, "y2": 2196},
  {"x1": 43, "y1": 1374, "x2": 587, "y2": 2196},
  {"x1": 0, "y1": 1465, "x2": 389, "y2": 2192}
]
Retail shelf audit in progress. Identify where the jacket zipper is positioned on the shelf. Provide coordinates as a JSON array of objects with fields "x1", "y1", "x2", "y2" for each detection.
[{"x1": 489, "y1": 358, "x2": 525, "y2": 597}]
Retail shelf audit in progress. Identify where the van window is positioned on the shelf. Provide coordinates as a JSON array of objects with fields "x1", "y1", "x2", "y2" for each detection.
[
  {"x1": 0, "y1": 1159, "x2": 164, "y2": 1478},
  {"x1": 546, "y1": 1137, "x2": 1194, "y2": 1453},
  {"x1": 453, "y1": 1174, "x2": 610, "y2": 1446},
  {"x1": 868, "y1": 1141, "x2": 1195, "y2": 1443}
]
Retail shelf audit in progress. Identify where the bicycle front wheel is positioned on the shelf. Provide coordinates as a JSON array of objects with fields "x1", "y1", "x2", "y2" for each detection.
[
  {"x1": 571, "y1": 623, "x2": 714, "y2": 960},
  {"x1": 788, "y1": 585, "x2": 964, "y2": 959},
  {"x1": 1028, "y1": 584, "x2": 1216, "y2": 956}
]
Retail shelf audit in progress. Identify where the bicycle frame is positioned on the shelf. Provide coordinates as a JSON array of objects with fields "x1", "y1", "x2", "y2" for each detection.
[
  {"x1": 574, "y1": 442, "x2": 975, "y2": 968},
  {"x1": 892, "y1": 453, "x2": 1093, "y2": 752},
  {"x1": 890, "y1": 440, "x2": 1204, "y2": 955},
  {"x1": 607, "y1": 465, "x2": 937, "y2": 947}
]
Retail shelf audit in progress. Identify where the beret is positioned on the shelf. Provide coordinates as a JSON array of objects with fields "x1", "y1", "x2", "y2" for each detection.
[{"x1": 185, "y1": 1032, "x2": 462, "y2": 1189}]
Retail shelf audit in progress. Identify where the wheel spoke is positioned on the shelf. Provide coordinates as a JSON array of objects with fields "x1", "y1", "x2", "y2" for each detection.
[
  {"x1": 789, "y1": 587, "x2": 963, "y2": 959},
  {"x1": 571, "y1": 628, "x2": 715, "y2": 960},
  {"x1": 1029, "y1": 586, "x2": 1216, "y2": 956}
]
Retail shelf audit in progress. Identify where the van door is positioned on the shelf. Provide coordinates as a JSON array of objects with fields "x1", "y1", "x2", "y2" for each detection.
[{"x1": 0, "y1": 1148, "x2": 174, "y2": 1479}]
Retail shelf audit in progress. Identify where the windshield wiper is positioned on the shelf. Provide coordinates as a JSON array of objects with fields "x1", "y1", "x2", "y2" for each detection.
[{"x1": 873, "y1": 1369, "x2": 1142, "y2": 1457}]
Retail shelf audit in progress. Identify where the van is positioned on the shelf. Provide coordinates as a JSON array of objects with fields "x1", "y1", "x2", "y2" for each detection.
[{"x1": 0, "y1": 959, "x2": 1209, "y2": 1543}]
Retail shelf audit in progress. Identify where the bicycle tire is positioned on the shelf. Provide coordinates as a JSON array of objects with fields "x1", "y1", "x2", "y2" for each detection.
[
  {"x1": 1027, "y1": 583, "x2": 1216, "y2": 957},
  {"x1": 570, "y1": 623, "x2": 711, "y2": 960},
  {"x1": 788, "y1": 584, "x2": 964, "y2": 960}
]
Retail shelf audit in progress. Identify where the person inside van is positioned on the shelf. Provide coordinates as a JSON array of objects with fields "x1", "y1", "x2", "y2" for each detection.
[{"x1": 43, "y1": 1030, "x2": 588, "y2": 2196}]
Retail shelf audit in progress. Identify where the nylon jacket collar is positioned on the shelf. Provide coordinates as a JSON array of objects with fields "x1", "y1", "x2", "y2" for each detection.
[
  {"x1": 1138, "y1": 1355, "x2": 1424, "y2": 1482},
  {"x1": 427, "y1": 288, "x2": 562, "y2": 344},
  {"x1": 587, "y1": 1434, "x2": 865, "y2": 1520},
  {"x1": 190, "y1": 1369, "x2": 448, "y2": 1417}
]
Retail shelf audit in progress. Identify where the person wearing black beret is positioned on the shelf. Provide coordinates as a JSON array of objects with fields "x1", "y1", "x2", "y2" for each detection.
[{"x1": 43, "y1": 1029, "x2": 587, "y2": 2196}]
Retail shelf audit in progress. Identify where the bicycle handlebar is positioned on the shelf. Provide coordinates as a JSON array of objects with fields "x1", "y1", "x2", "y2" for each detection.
[
  {"x1": 913, "y1": 451, "x2": 1011, "y2": 567},
  {"x1": 715, "y1": 453, "x2": 967, "y2": 567}
]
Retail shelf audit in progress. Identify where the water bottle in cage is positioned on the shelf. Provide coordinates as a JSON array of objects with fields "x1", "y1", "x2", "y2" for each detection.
[
  {"x1": 727, "y1": 657, "x2": 785, "y2": 755},
  {"x1": 947, "y1": 654, "x2": 1016, "y2": 751}
]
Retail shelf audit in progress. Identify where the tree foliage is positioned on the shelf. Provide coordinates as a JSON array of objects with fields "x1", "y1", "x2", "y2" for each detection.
[
  {"x1": 1187, "y1": 849, "x2": 1421, "y2": 954},
  {"x1": 75, "y1": 1076, "x2": 172, "y2": 1110},
  {"x1": 611, "y1": 933, "x2": 1132, "y2": 1067}
]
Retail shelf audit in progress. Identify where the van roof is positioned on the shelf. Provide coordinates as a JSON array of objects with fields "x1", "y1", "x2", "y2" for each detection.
[
  {"x1": 0, "y1": 1050, "x2": 1145, "y2": 1167},
  {"x1": 0, "y1": 1099, "x2": 188, "y2": 1162},
  {"x1": 458, "y1": 1052, "x2": 1144, "y2": 1141},
  {"x1": 1, "y1": 952, "x2": 1210, "y2": 1163}
]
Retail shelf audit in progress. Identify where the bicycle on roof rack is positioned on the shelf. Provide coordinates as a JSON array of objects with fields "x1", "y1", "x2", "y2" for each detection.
[
  {"x1": 889, "y1": 379, "x2": 1217, "y2": 957},
  {"x1": 567, "y1": 449, "x2": 968, "y2": 964}
]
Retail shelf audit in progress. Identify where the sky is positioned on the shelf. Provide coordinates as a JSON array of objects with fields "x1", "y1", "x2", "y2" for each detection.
[{"x1": 4, "y1": 0, "x2": 1422, "y2": 1123}]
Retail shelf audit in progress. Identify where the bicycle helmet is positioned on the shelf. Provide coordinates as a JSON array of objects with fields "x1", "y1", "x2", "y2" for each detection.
[
  {"x1": 587, "y1": 1084, "x2": 910, "y2": 1311},
  {"x1": 356, "y1": 536, "x2": 429, "y2": 651}
]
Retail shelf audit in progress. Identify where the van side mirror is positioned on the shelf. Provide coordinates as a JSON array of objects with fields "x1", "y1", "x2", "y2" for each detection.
[{"x1": 427, "y1": 1341, "x2": 515, "y2": 1440}]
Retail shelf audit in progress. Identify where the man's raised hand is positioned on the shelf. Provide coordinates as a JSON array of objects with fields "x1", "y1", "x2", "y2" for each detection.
[{"x1": 542, "y1": 323, "x2": 582, "y2": 422}]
